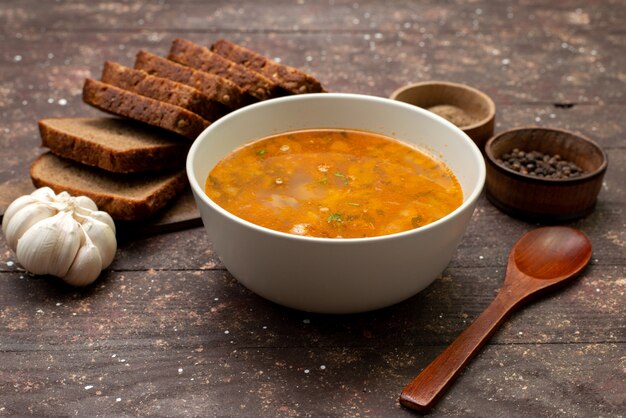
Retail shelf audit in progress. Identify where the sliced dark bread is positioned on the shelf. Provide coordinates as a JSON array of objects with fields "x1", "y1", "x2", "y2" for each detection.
[
  {"x1": 30, "y1": 152, "x2": 187, "y2": 221},
  {"x1": 134, "y1": 50, "x2": 253, "y2": 110},
  {"x1": 82, "y1": 78, "x2": 209, "y2": 140},
  {"x1": 168, "y1": 38, "x2": 282, "y2": 101},
  {"x1": 100, "y1": 61, "x2": 228, "y2": 122},
  {"x1": 38, "y1": 117, "x2": 189, "y2": 173},
  {"x1": 211, "y1": 38, "x2": 326, "y2": 94}
]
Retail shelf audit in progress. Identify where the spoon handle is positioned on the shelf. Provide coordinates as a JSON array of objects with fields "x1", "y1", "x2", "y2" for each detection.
[{"x1": 400, "y1": 288, "x2": 518, "y2": 412}]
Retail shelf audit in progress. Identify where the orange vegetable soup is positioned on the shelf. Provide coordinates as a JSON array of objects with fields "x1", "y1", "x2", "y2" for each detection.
[{"x1": 205, "y1": 129, "x2": 463, "y2": 238}]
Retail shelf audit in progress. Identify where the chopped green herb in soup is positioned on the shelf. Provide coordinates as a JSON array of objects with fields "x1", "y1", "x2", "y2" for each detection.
[{"x1": 205, "y1": 128, "x2": 463, "y2": 238}]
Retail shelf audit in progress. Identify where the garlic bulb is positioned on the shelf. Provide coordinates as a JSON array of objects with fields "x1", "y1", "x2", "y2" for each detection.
[{"x1": 2, "y1": 187, "x2": 117, "y2": 286}]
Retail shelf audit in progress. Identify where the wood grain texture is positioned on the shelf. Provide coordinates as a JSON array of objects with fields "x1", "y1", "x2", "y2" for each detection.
[
  {"x1": 401, "y1": 227, "x2": 593, "y2": 412},
  {"x1": 0, "y1": 0, "x2": 624, "y2": 416}
]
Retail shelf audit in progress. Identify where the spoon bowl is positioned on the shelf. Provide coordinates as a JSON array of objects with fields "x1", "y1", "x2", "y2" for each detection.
[
  {"x1": 400, "y1": 226, "x2": 592, "y2": 412},
  {"x1": 512, "y1": 227, "x2": 592, "y2": 281}
]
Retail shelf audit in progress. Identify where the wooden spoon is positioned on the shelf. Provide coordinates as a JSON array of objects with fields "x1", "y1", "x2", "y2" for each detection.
[{"x1": 400, "y1": 226, "x2": 592, "y2": 413}]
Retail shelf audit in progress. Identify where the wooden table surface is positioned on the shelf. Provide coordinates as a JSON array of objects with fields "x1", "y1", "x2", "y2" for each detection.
[{"x1": 1, "y1": 1, "x2": 624, "y2": 416}]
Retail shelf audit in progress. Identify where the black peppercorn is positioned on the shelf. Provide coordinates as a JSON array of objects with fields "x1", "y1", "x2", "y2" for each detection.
[{"x1": 498, "y1": 148, "x2": 585, "y2": 179}]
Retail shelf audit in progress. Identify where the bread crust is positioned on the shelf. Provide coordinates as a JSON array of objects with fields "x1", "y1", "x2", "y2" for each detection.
[
  {"x1": 168, "y1": 38, "x2": 282, "y2": 101},
  {"x1": 211, "y1": 38, "x2": 326, "y2": 94},
  {"x1": 38, "y1": 117, "x2": 189, "y2": 173},
  {"x1": 30, "y1": 153, "x2": 187, "y2": 221},
  {"x1": 101, "y1": 61, "x2": 228, "y2": 121},
  {"x1": 82, "y1": 78, "x2": 209, "y2": 140},
  {"x1": 134, "y1": 50, "x2": 253, "y2": 110},
  {"x1": 33, "y1": 39, "x2": 327, "y2": 221}
]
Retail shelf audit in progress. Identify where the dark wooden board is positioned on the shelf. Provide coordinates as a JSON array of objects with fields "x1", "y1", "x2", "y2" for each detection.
[
  {"x1": 0, "y1": 178, "x2": 201, "y2": 236},
  {"x1": 0, "y1": 0, "x2": 625, "y2": 416},
  {"x1": 0, "y1": 261, "x2": 623, "y2": 347},
  {"x1": 0, "y1": 269, "x2": 623, "y2": 417}
]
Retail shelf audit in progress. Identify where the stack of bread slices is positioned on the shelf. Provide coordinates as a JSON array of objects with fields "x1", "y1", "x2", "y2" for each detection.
[{"x1": 32, "y1": 38, "x2": 326, "y2": 221}]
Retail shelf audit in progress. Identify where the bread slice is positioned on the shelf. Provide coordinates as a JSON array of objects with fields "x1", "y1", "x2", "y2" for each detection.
[
  {"x1": 30, "y1": 152, "x2": 187, "y2": 221},
  {"x1": 168, "y1": 38, "x2": 282, "y2": 101},
  {"x1": 211, "y1": 38, "x2": 326, "y2": 94},
  {"x1": 38, "y1": 117, "x2": 189, "y2": 173},
  {"x1": 82, "y1": 78, "x2": 209, "y2": 140},
  {"x1": 134, "y1": 50, "x2": 253, "y2": 110},
  {"x1": 100, "y1": 61, "x2": 228, "y2": 122}
]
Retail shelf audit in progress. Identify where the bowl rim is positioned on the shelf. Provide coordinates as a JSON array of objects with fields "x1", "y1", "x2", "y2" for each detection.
[
  {"x1": 389, "y1": 80, "x2": 496, "y2": 131},
  {"x1": 187, "y1": 92, "x2": 486, "y2": 244},
  {"x1": 484, "y1": 126, "x2": 608, "y2": 184}
]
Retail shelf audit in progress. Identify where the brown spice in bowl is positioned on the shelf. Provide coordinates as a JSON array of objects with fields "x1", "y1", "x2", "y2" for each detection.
[
  {"x1": 427, "y1": 104, "x2": 479, "y2": 128},
  {"x1": 390, "y1": 81, "x2": 496, "y2": 149}
]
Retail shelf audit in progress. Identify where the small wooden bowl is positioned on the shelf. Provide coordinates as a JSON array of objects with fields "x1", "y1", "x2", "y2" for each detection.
[
  {"x1": 485, "y1": 127, "x2": 608, "y2": 222},
  {"x1": 390, "y1": 81, "x2": 496, "y2": 150}
]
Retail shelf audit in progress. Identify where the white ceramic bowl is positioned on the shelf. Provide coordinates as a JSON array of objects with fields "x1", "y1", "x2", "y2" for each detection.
[{"x1": 187, "y1": 93, "x2": 485, "y2": 314}]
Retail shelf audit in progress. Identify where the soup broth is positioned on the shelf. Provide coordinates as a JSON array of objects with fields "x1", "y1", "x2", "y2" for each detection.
[{"x1": 205, "y1": 129, "x2": 463, "y2": 238}]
